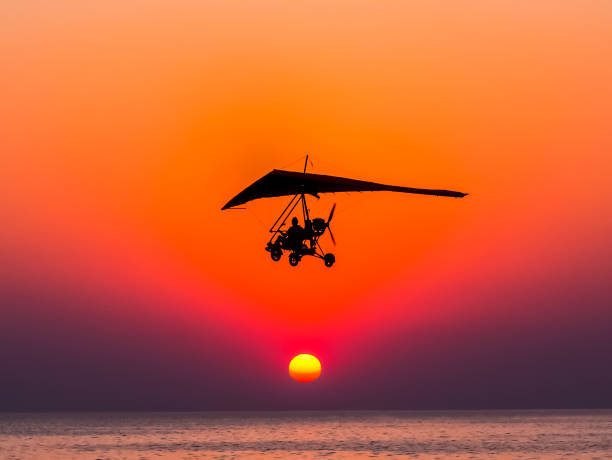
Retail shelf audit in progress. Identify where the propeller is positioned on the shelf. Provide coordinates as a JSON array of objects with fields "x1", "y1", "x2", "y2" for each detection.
[
  {"x1": 327, "y1": 203, "x2": 336, "y2": 223},
  {"x1": 326, "y1": 203, "x2": 336, "y2": 245}
]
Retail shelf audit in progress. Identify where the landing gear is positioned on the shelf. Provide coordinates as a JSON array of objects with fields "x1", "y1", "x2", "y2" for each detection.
[
  {"x1": 324, "y1": 253, "x2": 335, "y2": 267},
  {"x1": 270, "y1": 247, "x2": 282, "y2": 261},
  {"x1": 289, "y1": 253, "x2": 300, "y2": 267}
]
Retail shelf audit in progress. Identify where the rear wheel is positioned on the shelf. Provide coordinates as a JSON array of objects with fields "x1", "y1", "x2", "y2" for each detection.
[
  {"x1": 289, "y1": 253, "x2": 300, "y2": 267},
  {"x1": 324, "y1": 253, "x2": 335, "y2": 267},
  {"x1": 271, "y1": 247, "x2": 282, "y2": 261}
]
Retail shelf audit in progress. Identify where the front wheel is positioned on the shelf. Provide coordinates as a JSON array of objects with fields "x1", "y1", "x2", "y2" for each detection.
[
  {"x1": 289, "y1": 253, "x2": 300, "y2": 267},
  {"x1": 271, "y1": 247, "x2": 282, "y2": 261},
  {"x1": 324, "y1": 253, "x2": 335, "y2": 267}
]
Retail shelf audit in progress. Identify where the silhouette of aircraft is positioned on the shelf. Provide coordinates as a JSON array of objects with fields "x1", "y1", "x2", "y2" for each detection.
[{"x1": 222, "y1": 156, "x2": 467, "y2": 267}]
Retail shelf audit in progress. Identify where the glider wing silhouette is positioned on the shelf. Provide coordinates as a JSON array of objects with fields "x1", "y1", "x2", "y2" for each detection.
[{"x1": 222, "y1": 169, "x2": 467, "y2": 210}]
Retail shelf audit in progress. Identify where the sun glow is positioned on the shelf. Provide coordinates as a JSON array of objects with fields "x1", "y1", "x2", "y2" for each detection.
[{"x1": 289, "y1": 354, "x2": 322, "y2": 382}]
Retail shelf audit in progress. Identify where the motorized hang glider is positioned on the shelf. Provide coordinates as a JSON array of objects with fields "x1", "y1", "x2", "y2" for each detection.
[{"x1": 222, "y1": 157, "x2": 467, "y2": 267}]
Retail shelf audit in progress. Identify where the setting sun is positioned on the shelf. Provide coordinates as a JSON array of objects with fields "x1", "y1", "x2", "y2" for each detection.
[{"x1": 289, "y1": 354, "x2": 322, "y2": 383}]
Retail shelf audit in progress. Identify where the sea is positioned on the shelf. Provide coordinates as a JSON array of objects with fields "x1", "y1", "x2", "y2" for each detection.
[{"x1": 0, "y1": 410, "x2": 611, "y2": 459}]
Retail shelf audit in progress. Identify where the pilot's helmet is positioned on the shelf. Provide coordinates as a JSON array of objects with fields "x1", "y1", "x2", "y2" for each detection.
[{"x1": 291, "y1": 217, "x2": 298, "y2": 226}]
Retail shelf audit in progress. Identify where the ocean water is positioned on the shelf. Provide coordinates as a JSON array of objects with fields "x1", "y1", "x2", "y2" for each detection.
[{"x1": 0, "y1": 410, "x2": 611, "y2": 459}]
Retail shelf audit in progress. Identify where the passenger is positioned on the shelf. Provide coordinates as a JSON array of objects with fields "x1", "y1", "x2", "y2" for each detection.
[
  {"x1": 303, "y1": 219, "x2": 316, "y2": 249},
  {"x1": 286, "y1": 217, "x2": 304, "y2": 251}
]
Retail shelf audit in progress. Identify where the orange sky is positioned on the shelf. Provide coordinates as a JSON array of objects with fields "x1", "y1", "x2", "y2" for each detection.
[{"x1": 2, "y1": 2, "x2": 612, "y2": 407}]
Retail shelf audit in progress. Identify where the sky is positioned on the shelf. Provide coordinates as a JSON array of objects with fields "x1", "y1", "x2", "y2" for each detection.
[{"x1": 1, "y1": 1, "x2": 611, "y2": 410}]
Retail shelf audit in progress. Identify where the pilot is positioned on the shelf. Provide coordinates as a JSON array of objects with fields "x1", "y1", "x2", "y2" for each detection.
[{"x1": 286, "y1": 217, "x2": 304, "y2": 251}]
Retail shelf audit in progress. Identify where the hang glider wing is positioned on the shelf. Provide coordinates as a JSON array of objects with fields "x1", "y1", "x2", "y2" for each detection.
[{"x1": 222, "y1": 169, "x2": 467, "y2": 210}]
